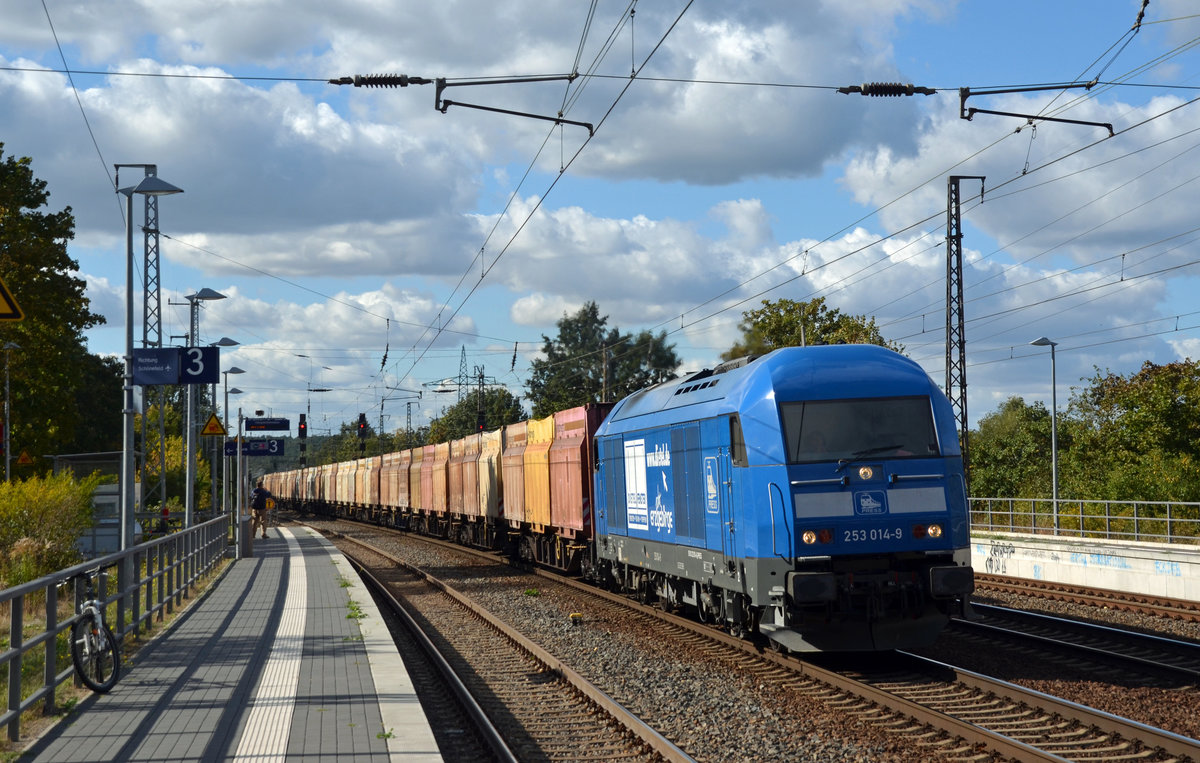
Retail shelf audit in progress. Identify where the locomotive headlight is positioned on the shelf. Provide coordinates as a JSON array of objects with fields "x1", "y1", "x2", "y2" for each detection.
[
  {"x1": 858, "y1": 466, "x2": 874, "y2": 480},
  {"x1": 927, "y1": 523, "x2": 943, "y2": 538},
  {"x1": 802, "y1": 530, "x2": 818, "y2": 545}
]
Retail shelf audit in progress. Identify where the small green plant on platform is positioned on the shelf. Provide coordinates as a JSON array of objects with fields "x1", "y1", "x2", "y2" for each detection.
[
  {"x1": 346, "y1": 598, "x2": 366, "y2": 620},
  {"x1": 377, "y1": 728, "x2": 395, "y2": 740}
]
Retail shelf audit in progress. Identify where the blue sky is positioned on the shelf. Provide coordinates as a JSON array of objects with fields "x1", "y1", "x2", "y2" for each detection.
[{"x1": 3, "y1": 0, "x2": 1198, "y2": 436}]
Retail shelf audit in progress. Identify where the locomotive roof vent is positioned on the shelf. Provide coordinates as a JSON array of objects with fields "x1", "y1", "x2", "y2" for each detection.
[
  {"x1": 674, "y1": 378, "x2": 720, "y2": 396},
  {"x1": 711, "y1": 355, "x2": 757, "y2": 374}
]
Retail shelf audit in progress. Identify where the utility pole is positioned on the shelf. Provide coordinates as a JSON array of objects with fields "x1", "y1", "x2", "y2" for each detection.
[
  {"x1": 116, "y1": 163, "x2": 169, "y2": 530},
  {"x1": 457, "y1": 346, "x2": 468, "y2": 402},
  {"x1": 382, "y1": 386, "x2": 422, "y2": 436},
  {"x1": 946, "y1": 175, "x2": 984, "y2": 489}
]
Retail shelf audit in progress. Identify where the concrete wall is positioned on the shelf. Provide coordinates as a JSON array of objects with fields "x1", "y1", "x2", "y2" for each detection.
[{"x1": 970, "y1": 532, "x2": 1200, "y2": 601}]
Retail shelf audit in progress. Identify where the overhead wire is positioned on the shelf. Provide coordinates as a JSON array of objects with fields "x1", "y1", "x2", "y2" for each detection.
[
  {"x1": 26, "y1": 4, "x2": 1200, "y2": 421},
  {"x1": 393, "y1": 1, "x2": 696, "y2": 389}
]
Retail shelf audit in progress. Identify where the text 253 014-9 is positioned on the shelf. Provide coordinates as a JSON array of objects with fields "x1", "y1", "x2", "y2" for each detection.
[{"x1": 843, "y1": 527, "x2": 903, "y2": 543}]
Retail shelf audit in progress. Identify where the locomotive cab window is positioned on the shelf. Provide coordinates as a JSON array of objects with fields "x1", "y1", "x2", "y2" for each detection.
[
  {"x1": 729, "y1": 415, "x2": 747, "y2": 466},
  {"x1": 782, "y1": 397, "x2": 939, "y2": 463}
]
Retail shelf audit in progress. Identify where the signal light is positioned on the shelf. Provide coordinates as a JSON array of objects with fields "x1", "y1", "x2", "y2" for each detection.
[
  {"x1": 357, "y1": 413, "x2": 367, "y2": 438},
  {"x1": 298, "y1": 414, "x2": 307, "y2": 439},
  {"x1": 801, "y1": 529, "x2": 834, "y2": 545}
]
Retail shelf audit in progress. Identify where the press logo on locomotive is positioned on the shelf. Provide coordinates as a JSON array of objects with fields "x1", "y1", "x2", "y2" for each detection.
[{"x1": 855, "y1": 491, "x2": 886, "y2": 515}]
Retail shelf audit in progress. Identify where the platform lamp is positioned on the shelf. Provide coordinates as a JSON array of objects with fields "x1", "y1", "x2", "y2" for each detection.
[
  {"x1": 223, "y1": 368, "x2": 246, "y2": 515},
  {"x1": 208, "y1": 338, "x2": 239, "y2": 517},
  {"x1": 182, "y1": 289, "x2": 226, "y2": 528},
  {"x1": 3, "y1": 342, "x2": 17, "y2": 482},
  {"x1": 120, "y1": 175, "x2": 183, "y2": 551},
  {"x1": 1030, "y1": 336, "x2": 1059, "y2": 534}
]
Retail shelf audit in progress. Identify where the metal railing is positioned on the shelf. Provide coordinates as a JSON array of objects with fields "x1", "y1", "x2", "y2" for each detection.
[
  {"x1": 2, "y1": 515, "x2": 229, "y2": 743},
  {"x1": 970, "y1": 497, "x2": 1200, "y2": 544}
]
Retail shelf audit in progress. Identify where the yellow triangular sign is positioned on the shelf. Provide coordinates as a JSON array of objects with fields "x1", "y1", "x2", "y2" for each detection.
[
  {"x1": 16, "y1": 450, "x2": 33, "y2": 466},
  {"x1": 200, "y1": 412, "x2": 228, "y2": 437},
  {"x1": 0, "y1": 276, "x2": 23, "y2": 321}
]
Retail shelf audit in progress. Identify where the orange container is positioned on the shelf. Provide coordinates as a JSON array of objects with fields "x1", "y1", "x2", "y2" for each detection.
[
  {"x1": 448, "y1": 439, "x2": 467, "y2": 515},
  {"x1": 409, "y1": 446, "x2": 424, "y2": 511},
  {"x1": 502, "y1": 421, "x2": 528, "y2": 524},
  {"x1": 549, "y1": 403, "x2": 612, "y2": 535},
  {"x1": 479, "y1": 429, "x2": 504, "y2": 521},
  {"x1": 523, "y1": 414, "x2": 555, "y2": 529},
  {"x1": 430, "y1": 442, "x2": 449, "y2": 514},
  {"x1": 460, "y1": 434, "x2": 482, "y2": 518}
]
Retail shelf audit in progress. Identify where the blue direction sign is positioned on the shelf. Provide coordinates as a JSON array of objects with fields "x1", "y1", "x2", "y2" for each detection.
[
  {"x1": 245, "y1": 417, "x2": 290, "y2": 431},
  {"x1": 132, "y1": 348, "x2": 180, "y2": 385},
  {"x1": 132, "y1": 347, "x2": 220, "y2": 385},
  {"x1": 225, "y1": 438, "x2": 285, "y2": 456},
  {"x1": 179, "y1": 346, "x2": 220, "y2": 384}
]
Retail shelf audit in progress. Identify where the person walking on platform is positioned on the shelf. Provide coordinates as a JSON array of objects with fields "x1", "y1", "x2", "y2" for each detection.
[{"x1": 250, "y1": 479, "x2": 273, "y2": 539}]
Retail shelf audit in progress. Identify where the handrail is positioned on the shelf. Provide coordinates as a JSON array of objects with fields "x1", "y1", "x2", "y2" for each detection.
[
  {"x1": 969, "y1": 497, "x2": 1200, "y2": 545},
  {"x1": 768, "y1": 482, "x2": 792, "y2": 564},
  {"x1": 1, "y1": 516, "x2": 229, "y2": 743}
]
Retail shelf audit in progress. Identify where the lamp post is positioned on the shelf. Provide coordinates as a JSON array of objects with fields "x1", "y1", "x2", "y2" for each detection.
[
  {"x1": 120, "y1": 175, "x2": 182, "y2": 551},
  {"x1": 209, "y1": 338, "x2": 238, "y2": 516},
  {"x1": 182, "y1": 288, "x2": 226, "y2": 528},
  {"x1": 3, "y1": 342, "x2": 17, "y2": 482},
  {"x1": 223, "y1": 368, "x2": 245, "y2": 515},
  {"x1": 1030, "y1": 336, "x2": 1059, "y2": 534}
]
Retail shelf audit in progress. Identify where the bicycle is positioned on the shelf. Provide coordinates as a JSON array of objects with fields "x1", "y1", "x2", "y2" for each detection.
[{"x1": 69, "y1": 569, "x2": 121, "y2": 693}]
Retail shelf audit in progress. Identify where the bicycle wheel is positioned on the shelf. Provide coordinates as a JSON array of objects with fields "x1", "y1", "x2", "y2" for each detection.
[{"x1": 70, "y1": 612, "x2": 120, "y2": 693}]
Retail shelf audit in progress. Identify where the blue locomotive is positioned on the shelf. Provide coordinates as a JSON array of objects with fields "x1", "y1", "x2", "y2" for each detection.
[{"x1": 590, "y1": 344, "x2": 973, "y2": 651}]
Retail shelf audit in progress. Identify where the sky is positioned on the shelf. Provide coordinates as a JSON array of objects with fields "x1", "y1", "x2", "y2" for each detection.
[{"x1": 3, "y1": 0, "x2": 1200, "y2": 438}]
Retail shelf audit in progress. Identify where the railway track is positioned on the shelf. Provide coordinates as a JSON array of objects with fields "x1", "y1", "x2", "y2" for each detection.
[
  {"x1": 975, "y1": 573, "x2": 1200, "y2": 625},
  {"x1": 336, "y1": 529, "x2": 691, "y2": 762},
  {"x1": 346, "y1": 554, "x2": 510, "y2": 762},
  {"x1": 962, "y1": 602, "x2": 1200, "y2": 682},
  {"x1": 306, "y1": 517, "x2": 1200, "y2": 762}
]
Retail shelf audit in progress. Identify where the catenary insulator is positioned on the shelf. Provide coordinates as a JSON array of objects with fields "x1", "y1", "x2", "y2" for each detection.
[
  {"x1": 838, "y1": 82, "x2": 936, "y2": 97},
  {"x1": 355, "y1": 74, "x2": 430, "y2": 88},
  {"x1": 328, "y1": 74, "x2": 432, "y2": 88}
]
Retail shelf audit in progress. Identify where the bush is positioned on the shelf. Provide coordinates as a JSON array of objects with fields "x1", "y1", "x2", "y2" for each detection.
[{"x1": 0, "y1": 472, "x2": 101, "y2": 587}]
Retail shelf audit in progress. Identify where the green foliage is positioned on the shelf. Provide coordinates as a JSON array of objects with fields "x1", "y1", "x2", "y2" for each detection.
[
  {"x1": 970, "y1": 397, "x2": 1055, "y2": 498},
  {"x1": 721, "y1": 297, "x2": 903, "y2": 360},
  {"x1": 427, "y1": 387, "x2": 526, "y2": 444},
  {"x1": 1063, "y1": 360, "x2": 1200, "y2": 501},
  {"x1": 526, "y1": 301, "x2": 679, "y2": 418},
  {"x1": 971, "y1": 359, "x2": 1200, "y2": 502},
  {"x1": 0, "y1": 472, "x2": 100, "y2": 586},
  {"x1": 0, "y1": 145, "x2": 108, "y2": 473}
]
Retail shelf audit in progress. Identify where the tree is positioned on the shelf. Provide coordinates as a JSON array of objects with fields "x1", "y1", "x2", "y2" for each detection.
[
  {"x1": 427, "y1": 387, "x2": 526, "y2": 443},
  {"x1": 1064, "y1": 360, "x2": 1200, "y2": 501},
  {"x1": 968, "y1": 359, "x2": 1200, "y2": 502},
  {"x1": 721, "y1": 297, "x2": 902, "y2": 360},
  {"x1": 969, "y1": 397, "x2": 1055, "y2": 498},
  {"x1": 0, "y1": 145, "x2": 108, "y2": 470},
  {"x1": 526, "y1": 301, "x2": 679, "y2": 418},
  {"x1": 73, "y1": 354, "x2": 124, "y2": 454}
]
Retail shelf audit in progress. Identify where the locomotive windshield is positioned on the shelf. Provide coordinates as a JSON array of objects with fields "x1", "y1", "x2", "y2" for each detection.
[{"x1": 781, "y1": 396, "x2": 940, "y2": 463}]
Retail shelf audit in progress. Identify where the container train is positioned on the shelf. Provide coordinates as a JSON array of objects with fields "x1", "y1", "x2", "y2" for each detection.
[{"x1": 264, "y1": 345, "x2": 974, "y2": 651}]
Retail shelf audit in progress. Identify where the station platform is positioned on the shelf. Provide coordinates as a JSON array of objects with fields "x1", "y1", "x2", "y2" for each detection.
[{"x1": 21, "y1": 526, "x2": 442, "y2": 763}]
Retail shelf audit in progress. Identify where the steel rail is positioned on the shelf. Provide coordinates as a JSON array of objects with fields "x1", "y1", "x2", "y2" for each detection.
[
  {"x1": 897, "y1": 651, "x2": 1200, "y2": 762},
  {"x1": 343, "y1": 554, "x2": 517, "y2": 763},
  {"x1": 962, "y1": 602, "x2": 1200, "y2": 679},
  {"x1": 329, "y1": 529, "x2": 696, "y2": 763}
]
